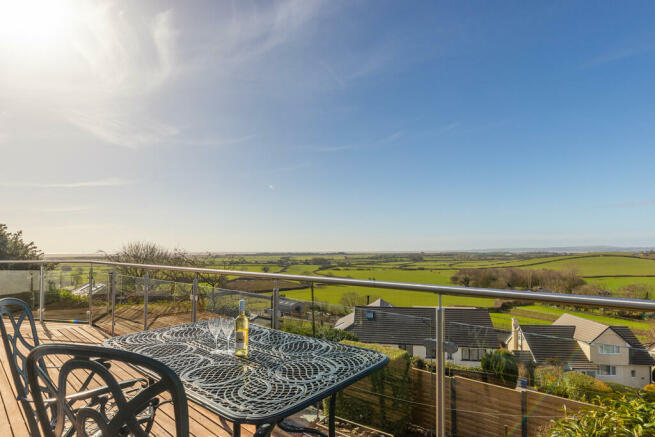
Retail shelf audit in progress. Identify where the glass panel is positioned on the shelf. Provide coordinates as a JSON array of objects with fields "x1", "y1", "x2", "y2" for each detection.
[
  {"x1": 89, "y1": 271, "x2": 110, "y2": 324},
  {"x1": 146, "y1": 277, "x2": 192, "y2": 330},
  {"x1": 0, "y1": 269, "x2": 40, "y2": 311},
  {"x1": 112, "y1": 274, "x2": 145, "y2": 335},
  {"x1": 43, "y1": 266, "x2": 89, "y2": 322}
]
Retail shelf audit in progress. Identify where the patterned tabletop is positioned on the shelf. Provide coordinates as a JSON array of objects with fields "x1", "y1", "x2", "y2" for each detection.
[{"x1": 103, "y1": 321, "x2": 388, "y2": 424}]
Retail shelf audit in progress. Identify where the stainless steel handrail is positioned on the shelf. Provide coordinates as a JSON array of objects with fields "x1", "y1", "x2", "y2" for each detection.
[
  {"x1": 2, "y1": 258, "x2": 655, "y2": 310},
  {"x1": 4, "y1": 257, "x2": 654, "y2": 437}
]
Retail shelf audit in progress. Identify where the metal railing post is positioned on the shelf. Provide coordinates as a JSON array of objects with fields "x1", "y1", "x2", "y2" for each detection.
[
  {"x1": 192, "y1": 273, "x2": 198, "y2": 323},
  {"x1": 111, "y1": 268, "x2": 116, "y2": 336},
  {"x1": 39, "y1": 264, "x2": 45, "y2": 322},
  {"x1": 144, "y1": 269, "x2": 149, "y2": 331},
  {"x1": 272, "y1": 280, "x2": 279, "y2": 330},
  {"x1": 436, "y1": 294, "x2": 445, "y2": 437},
  {"x1": 88, "y1": 264, "x2": 93, "y2": 326}
]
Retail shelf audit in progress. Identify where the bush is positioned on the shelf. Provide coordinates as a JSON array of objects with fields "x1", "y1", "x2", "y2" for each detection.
[
  {"x1": 481, "y1": 349, "x2": 518, "y2": 386},
  {"x1": 545, "y1": 396, "x2": 655, "y2": 436},
  {"x1": 411, "y1": 356, "x2": 426, "y2": 370},
  {"x1": 535, "y1": 366, "x2": 612, "y2": 402},
  {"x1": 535, "y1": 366, "x2": 567, "y2": 397},
  {"x1": 641, "y1": 384, "x2": 655, "y2": 402},
  {"x1": 561, "y1": 371, "x2": 612, "y2": 402},
  {"x1": 280, "y1": 319, "x2": 358, "y2": 342}
]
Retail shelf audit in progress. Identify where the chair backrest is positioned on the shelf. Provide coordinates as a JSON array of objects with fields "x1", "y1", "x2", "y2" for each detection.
[
  {"x1": 0, "y1": 298, "x2": 41, "y2": 400},
  {"x1": 27, "y1": 343, "x2": 189, "y2": 437}
]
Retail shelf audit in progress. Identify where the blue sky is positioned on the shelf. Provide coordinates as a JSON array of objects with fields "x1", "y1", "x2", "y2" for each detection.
[{"x1": 1, "y1": 1, "x2": 655, "y2": 253}]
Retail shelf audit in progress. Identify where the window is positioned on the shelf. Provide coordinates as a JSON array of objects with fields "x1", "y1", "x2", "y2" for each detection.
[
  {"x1": 461, "y1": 348, "x2": 485, "y2": 361},
  {"x1": 365, "y1": 311, "x2": 375, "y2": 321},
  {"x1": 597, "y1": 365, "x2": 616, "y2": 376},
  {"x1": 631, "y1": 370, "x2": 636, "y2": 377},
  {"x1": 598, "y1": 344, "x2": 620, "y2": 354}
]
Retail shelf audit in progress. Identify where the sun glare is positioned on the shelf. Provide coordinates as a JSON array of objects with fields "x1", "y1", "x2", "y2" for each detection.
[{"x1": 0, "y1": 0, "x2": 73, "y2": 49}]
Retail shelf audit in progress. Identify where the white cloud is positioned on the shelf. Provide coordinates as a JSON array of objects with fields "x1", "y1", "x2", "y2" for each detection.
[
  {"x1": 268, "y1": 184, "x2": 275, "y2": 190},
  {"x1": 64, "y1": 107, "x2": 179, "y2": 149},
  {"x1": 204, "y1": 1, "x2": 324, "y2": 68},
  {"x1": 0, "y1": 178, "x2": 132, "y2": 188}
]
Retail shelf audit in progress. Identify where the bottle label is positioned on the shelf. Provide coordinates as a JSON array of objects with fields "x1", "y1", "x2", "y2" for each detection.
[{"x1": 236, "y1": 331, "x2": 245, "y2": 349}]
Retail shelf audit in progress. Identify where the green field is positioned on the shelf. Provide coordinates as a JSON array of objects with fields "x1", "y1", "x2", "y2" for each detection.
[
  {"x1": 281, "y1": 284, "x2": 495, "y2": 308},
  {"x1": 512, "y1": 305, "x2": 651, "y2": 332},
  {"x1": 489, "y1": 312, "x2": 551, "y2": 331},
  {"x1": 516, "y1": 255, "x2": 655, "y2": 276}
]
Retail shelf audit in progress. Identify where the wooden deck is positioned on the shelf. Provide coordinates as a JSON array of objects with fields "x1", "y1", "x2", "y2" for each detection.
[{"x1": 0, "y1": 320, "x2": 292, "y2": 437}]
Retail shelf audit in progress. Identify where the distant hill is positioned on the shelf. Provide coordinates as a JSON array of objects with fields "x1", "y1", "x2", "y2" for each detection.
[{"x1": 464, "y1": 246, "x2": 655, "y2": 254}]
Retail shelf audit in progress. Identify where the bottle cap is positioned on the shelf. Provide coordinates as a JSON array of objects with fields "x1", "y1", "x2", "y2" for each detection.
[{"x1": 239, "y1": 299, "x2": 245, "y2": 313}]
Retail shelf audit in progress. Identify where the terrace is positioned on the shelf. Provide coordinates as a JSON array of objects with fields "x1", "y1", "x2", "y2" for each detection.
[{"x1": 1, "y1": 259, "x2": 655, "y2": 437}]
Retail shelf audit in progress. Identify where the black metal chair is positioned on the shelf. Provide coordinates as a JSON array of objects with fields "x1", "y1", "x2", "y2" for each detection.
[
  {"x1": 27, "y1": 343, "x2": 189, "y2": 437},
  {"x1": 0, "y1": 297, "x2": 54, "y2": 434},
  {"x1": 0, "y1": 298, "x2": 154, "y2": 436}
]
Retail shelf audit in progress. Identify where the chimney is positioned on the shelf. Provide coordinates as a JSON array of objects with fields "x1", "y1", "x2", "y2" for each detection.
[
  {"x1": 512, "y1": 318, "x2": 519, "y2": 350},
  {"x1": 366, "y1": 295, "x2": 370, "y2": 305}
]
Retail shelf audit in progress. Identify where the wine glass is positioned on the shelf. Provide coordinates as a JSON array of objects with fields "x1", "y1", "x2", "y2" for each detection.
[
  {"x1": 207, "y1": 318, "x2": 222, "y2": 354},
  {"x1": 221, "y1": 317, "x2": 235, "y2": 354}
]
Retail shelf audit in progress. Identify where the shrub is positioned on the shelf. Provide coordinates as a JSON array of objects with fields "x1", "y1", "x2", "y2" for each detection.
[
  {"x1": 280, "y1": 319, "x2": 358, "y2": 342},
  {"x1": 535, "y1": 365, "x2": 568, "y2": 397},
  {"x1": 545, "y1": 396, "x2": 655, "y2": 436},
  {"x1": 535, "y1": 366, "x2": 613, "y2": 402},
  {"x1": 481, "y1": 349, "x2": 518, "y2": 385},
  {"x1": 411, "y1": 356, "x2": 426, "y2": 370},
  {"x1": 641, "y1": 384, "x2": 655, "y2": 402},
  {"x1": 561, "y1": 371, "x2": 612, "y2": 402}
]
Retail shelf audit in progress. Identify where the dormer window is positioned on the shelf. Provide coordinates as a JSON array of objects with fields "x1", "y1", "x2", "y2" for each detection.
[{"x1": 599, "y1": 344, "x2": 620, "y2": 354}]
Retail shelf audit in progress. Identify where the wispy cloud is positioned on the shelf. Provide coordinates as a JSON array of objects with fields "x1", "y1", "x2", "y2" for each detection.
[
  {"x1": 0, "y1": 178, "x2": 132, "y2": 188},
  {"x1": 268, "y1": 184, "x2": 275, "y2": 190},
  {"x1": 64, "y1": 108, "x2": 180, "y2": 149},
  {"x1": 312, "y1": 130, "x2": 405, "y2": 154},
  {"x1": 435, "y1": 122, "x2": 459, "y2": 135},
  {"x1": 171, "y1": 134, "x2": 256, "y2": 148},
  {"x1": 603, "y1": 199, "x2": 655, "y2": 208},
  {"x1": 33, "y1": 2, "x2": 180, "y2": 148},
  {"x1": 202, "y1": 1, "x2": 325, "y2": 69},
  {"x1": 377, "y1": 130, "x2": 404, "y2": 145},
  {"x1": 316, "y1": 145, "x2": 352, "y2": 153},
  {"x1": 585, "y1": 45, "x2": 655, "y2": 68},
  {"x1": 35, "y1": 205, "x2": 95, "y2": 213}
]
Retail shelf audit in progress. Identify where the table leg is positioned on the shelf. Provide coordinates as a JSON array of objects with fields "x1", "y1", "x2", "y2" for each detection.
[
  {"x1": 329, "y1": 393, "x2": 336, "y2": 437},
  {"x1": 253, "y1": 423, "x2": 275, "y2": 437},
  {"x1": 233, "y1": 422, "x2": 241, "y2": 437}
]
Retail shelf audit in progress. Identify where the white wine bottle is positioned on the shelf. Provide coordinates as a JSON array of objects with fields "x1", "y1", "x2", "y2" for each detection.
[{"x1": 235, "y1": 299, "x2": 249, "y2": 357}]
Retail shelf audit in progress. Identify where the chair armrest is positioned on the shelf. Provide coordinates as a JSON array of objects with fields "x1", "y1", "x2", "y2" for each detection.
[{"x1": 42, "y1": 377, "x2": 146, "y2": 404}]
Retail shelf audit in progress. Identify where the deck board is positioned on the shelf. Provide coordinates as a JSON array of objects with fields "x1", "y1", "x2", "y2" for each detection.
[{"x1": 0, "y1": 320, "x2": 292, "y2": 437}]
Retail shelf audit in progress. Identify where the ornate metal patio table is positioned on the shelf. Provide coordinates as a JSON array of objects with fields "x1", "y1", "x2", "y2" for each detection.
[{"x1": 104, "y1": 321, "x2": 389, "y2": 437}]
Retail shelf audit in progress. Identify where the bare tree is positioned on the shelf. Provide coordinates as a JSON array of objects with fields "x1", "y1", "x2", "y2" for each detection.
[{"x1": 104, "y1": 241, "x2": 194, "y2": 281}]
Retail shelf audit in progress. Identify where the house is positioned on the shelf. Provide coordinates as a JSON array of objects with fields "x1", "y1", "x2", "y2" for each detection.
[
  {"x1": 341, "y1": 306, "x2": 498, "y2": 367},
  {"x1": 508, "y1": 314, "x2": 654, "y2": 388},
  {"x1": 265, "y1": 298, "x2": 309, "y2": 319},
  {"x1": 506, "y1": 320, "x2": 596, "y2": 374},
  {"x1": 333, "y1": 297, "x2": 393, "y2": 330},
  {"x1": 552, "y1": 313, "x2": 654, "y2": 388}
]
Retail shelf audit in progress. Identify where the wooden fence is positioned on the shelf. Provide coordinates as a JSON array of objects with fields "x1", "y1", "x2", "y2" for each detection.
[{"x1": 410, "y1": 369, "x2": 592, "y2": 436}]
